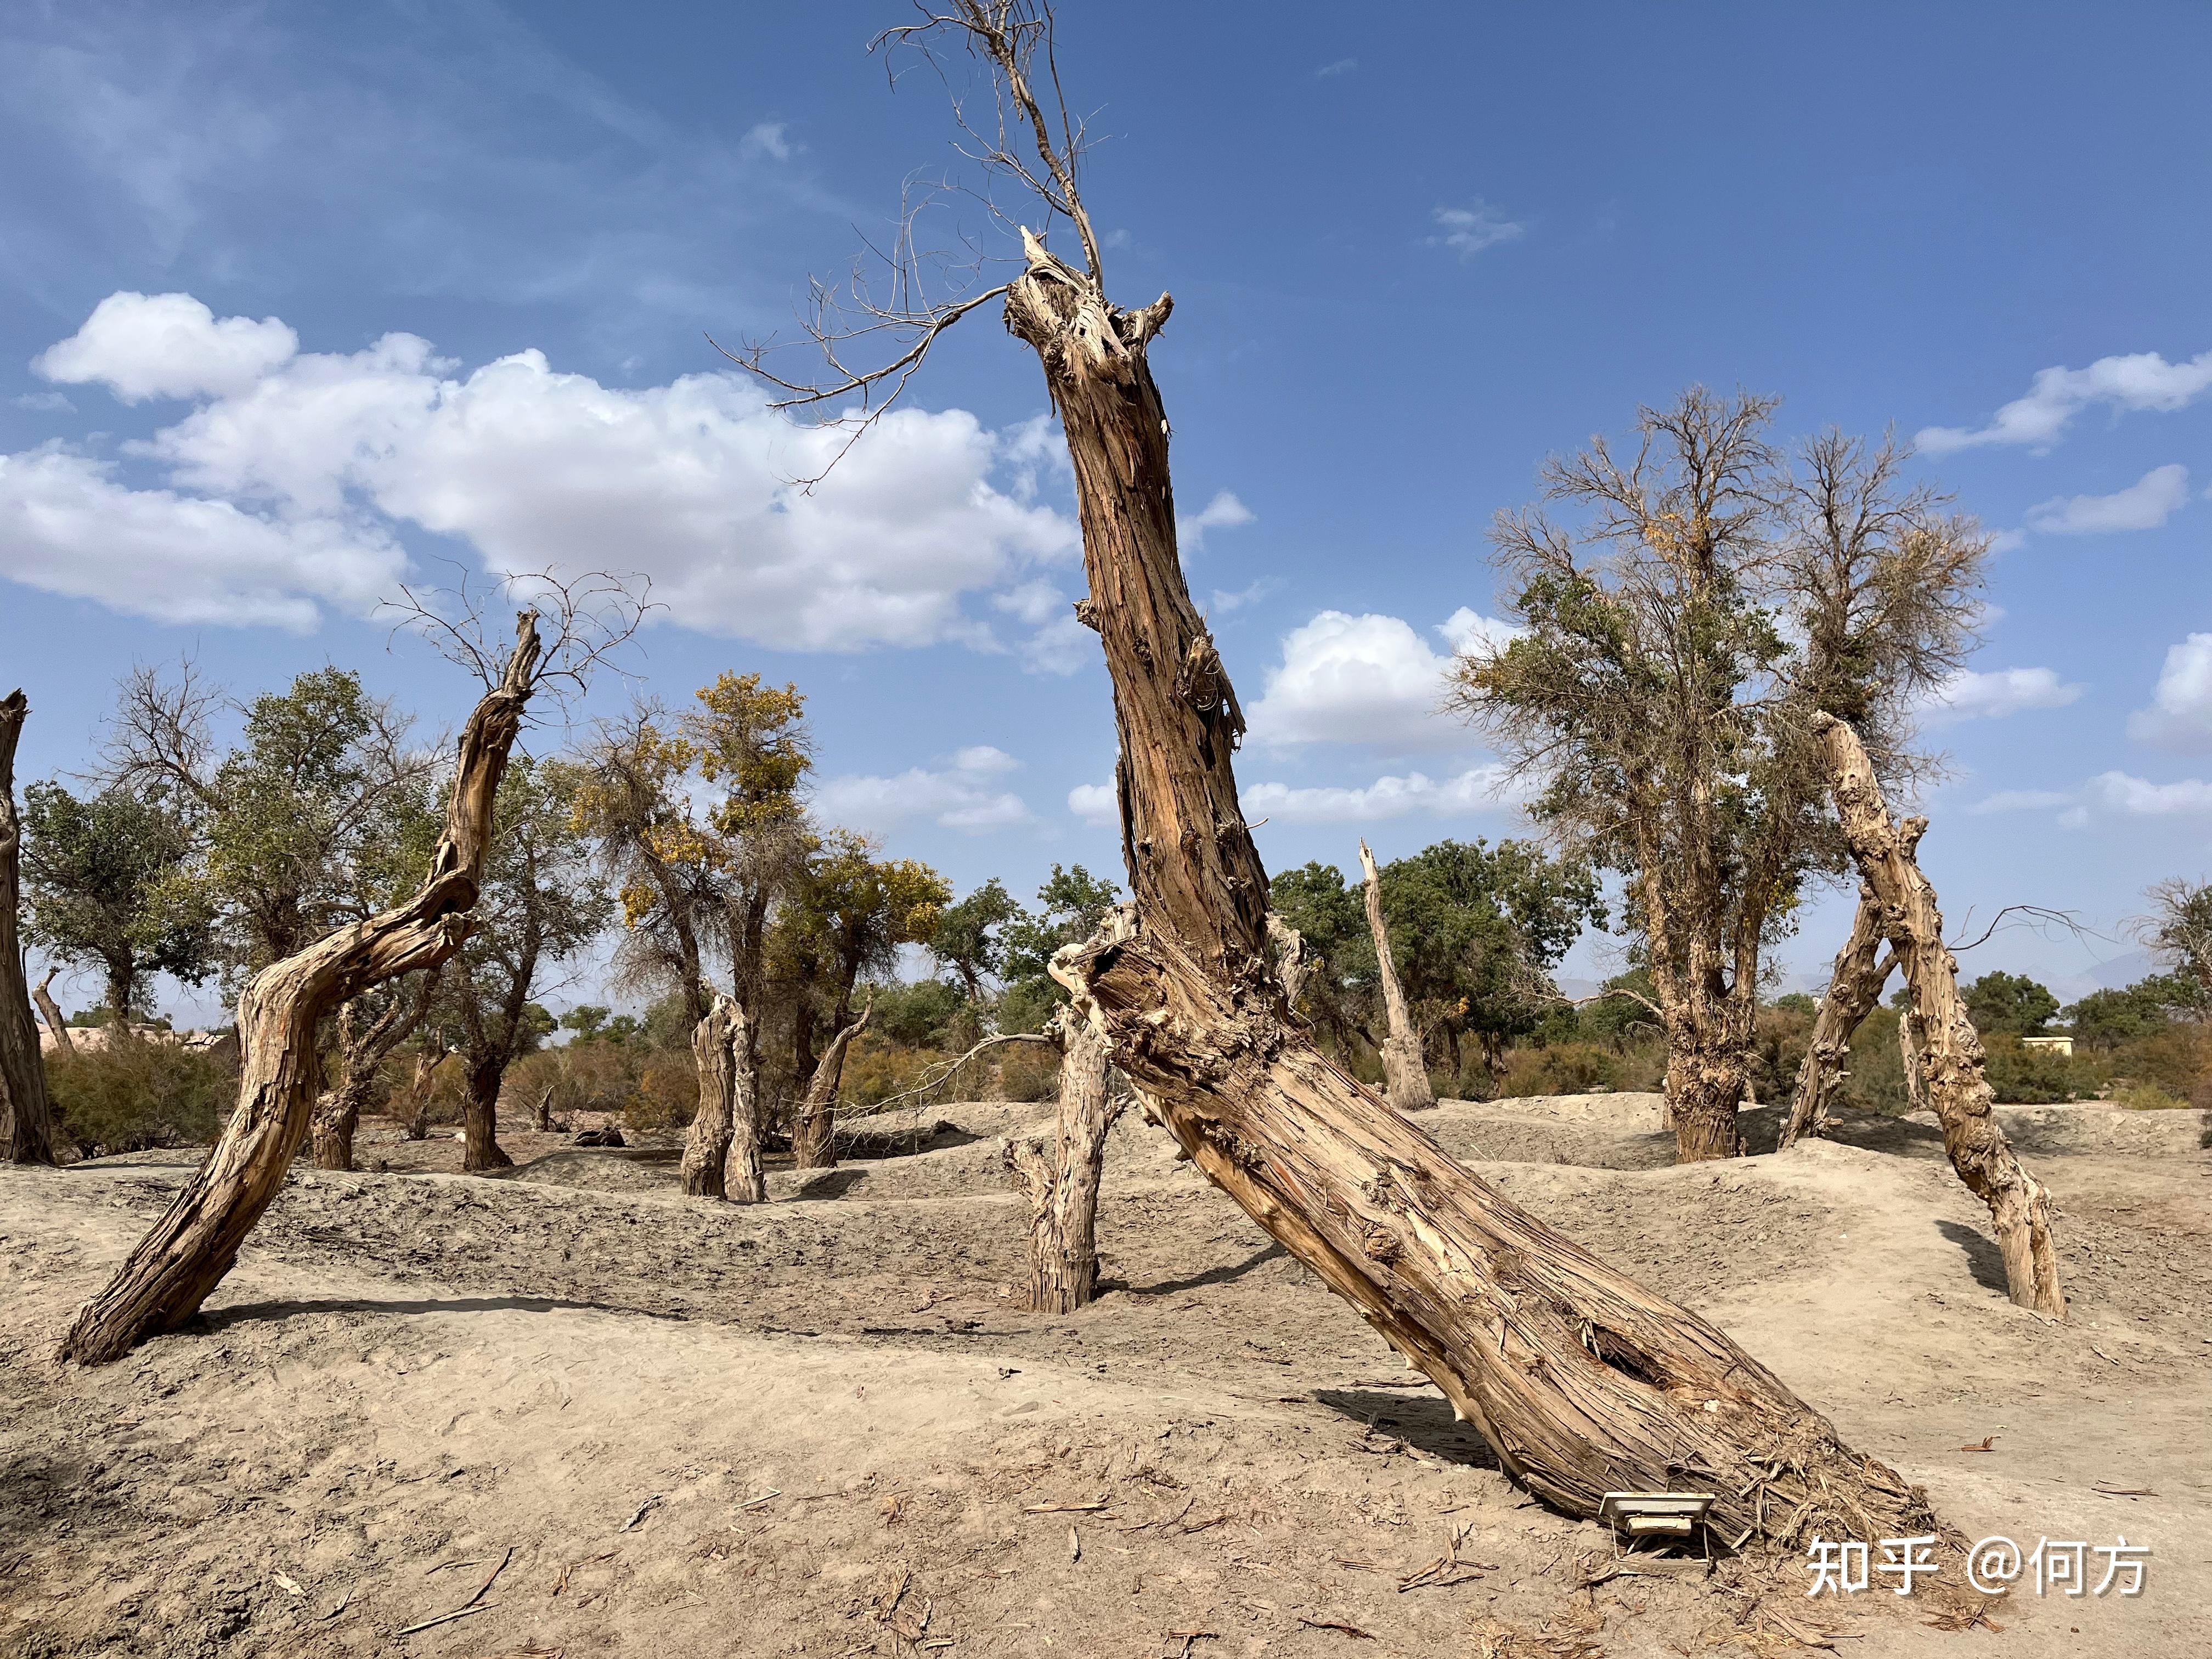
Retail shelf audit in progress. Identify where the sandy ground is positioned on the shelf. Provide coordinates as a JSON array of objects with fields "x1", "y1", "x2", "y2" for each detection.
[{"x1": 1, "y1": 1093, "x2": 2206, "y2": 1658}]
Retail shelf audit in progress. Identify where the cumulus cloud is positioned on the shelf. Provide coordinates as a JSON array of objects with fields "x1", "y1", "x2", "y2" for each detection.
[
  {"x1": 1966, "y1": 770, "x2": 2212, "y2": 824},
  {"x1": 1918, "y1": 665, "x2": 2084, "y2": 724},
  {"x1": 1242, "y1": 765, "x2": 1527, "y2": 825},
  {"x1": 737, "y1": 121, "x2": 791, "y2": 161},
  {"x1": 2128, "y1": 633, "x2": 2212, "y2": 751},
  {"x1": 815, "y1": 746, "x2": 1034, "y2": 835},
  {"x1": 1068, "y1": 782, "x2": 1117, "y2": 825},
  {"x1": 34, "y1": 290, "x2": 299, "y2": 403},
  {"x1": 2024, "y1": 464, "x2": 2190, "y2": 535},
  {"x1": 1429, "y1": 202, "x2": 1525, "y2": 259},
  {"x1": 1915, "y1": 348, "x2": 2212, "y2": 454},
  {"x1": 1966, "y1": 789, "x2": 2076, "y2": 816},
  {"x1": 1244, "y1": 606, "x2": 1519, "y2": 750},
  {"x1": 1177, "y1": 489, "x2": 1254, "y2": 552},
  {"x1": 7, "y1": 290, "x2": 1078, "y2": 642}
]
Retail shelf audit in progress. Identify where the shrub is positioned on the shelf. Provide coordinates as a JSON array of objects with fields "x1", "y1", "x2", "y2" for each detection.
[
  {"x1": 998, "y1": 1041, "x2": 1060, "y2": 1102},
  {"x1": 2112, "y1": 1081, "x2": 2189, "y2": 1110},
  {"x1": 1982, "y1": 1034, "x2": 2095, "y2": 1104},
  {"x1": 1497, "y1": 1042, "x2": 1622, "y2": 1098},
  {"x1": 625, "y1": 1062, "x2": 697, "y2": 1131},
  {"x1": 46, "y1": 1037, "x2": 238, "y2": 1155}
]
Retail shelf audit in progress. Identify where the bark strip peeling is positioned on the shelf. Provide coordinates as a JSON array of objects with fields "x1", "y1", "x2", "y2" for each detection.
[
  {"x1": 1011, "y1": 231, "x2": 1932, "y2": 1541},
  {"x1": 1814, "y1": 712, "x2": 2067, "y2": 1319},
  {"x1": 60, "y1": 615, "x2": 546, "y2": 1364}
]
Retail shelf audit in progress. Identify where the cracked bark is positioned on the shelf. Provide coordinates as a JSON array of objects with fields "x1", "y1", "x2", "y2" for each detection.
[
  {"x1": 1779, "y1": 888, "x2": 1894, "y2": 1152},
  {"x1": 1814, "y1": 711, "x2": 2066, "y2": 1319},
  {"x1": 1005, "y1": 1001, "x2": 1120, "y2": 1313},
  {"x1": 1011, "y1": 230, "x2": 1931, "y2": 1539},
  {"x1": 1, "y1": 691, "x2": 58, "y2": 1166},
  {"x1": 60, "y1": 615, "x2": 545, "y2": 1364},
  {"x1": 791, "y1": 998, "x2": 870, "y2": 1172},
  {"x1": 1359, "y1": 839, "x2": 1435, "y2": 1114}
]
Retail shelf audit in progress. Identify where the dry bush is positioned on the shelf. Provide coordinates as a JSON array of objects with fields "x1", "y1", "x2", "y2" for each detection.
[
  {"x1": 45, "y1": 1039, "x2": 239, "y2": 1156},
  {"x1": 625, "y1": 1061, "x2": 697, "y2": 1131},
  {"x1": 998, "y1": 1041, "x2": 1059, "y2": 1103},
  {"x1": 1496, "y1": 1042, "x2": 1625, "y2": 1098}
]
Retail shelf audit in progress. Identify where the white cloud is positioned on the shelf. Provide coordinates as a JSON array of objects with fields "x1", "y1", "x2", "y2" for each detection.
[
  {"x1": 12, "y1": 391, "x2": 73, "y2": 413},
  {"x1": 0, "y1": 443, "x2": 400, "y2": 630},
  {"x1": 1918, "y1": 666, "x2": 2084, "y2": 723},
  {"x1": 815, "y1": 747, "x2": 1034, "y2": 835},
  {"x1": 1429, "y1": 202, "x2": 1525, "y2": 260},
  {"x1": 2024, "y1": 464, "x2": 2190, "y2": 535},
  {"x1": 1177, "y1": 489, "x2": 1254, "y2": 552},
  {"x1": 1244, "y1": 607, "x2": 1518, "y2": 750},
  {"x1": 7, "y1": 291, "x2": 1079, "y2": 645},
  {"x1": 2128, "y1": 633, "x2": 2212, "y2": 751},
  {"x1": 1206, "y1": 578, "x2": 1279, "y2": 616},
  {"x1": 1915, "y1": 348, "x2": 2212, "y2": 454},
  {"x1": 1068, "y1": 782, "x2": 1117, "y2": 825},
  {"x1": 34, "y1": 291, "x2": 298, "y2": 403},
  {"x1": 2083, "y1": 771, "x2": 2212, "y2": 818},
  {"x1": 1967, "y1": 789, "x2": 2076, "y2": 815},
  {"x1": 737, "y1": 121, "x2": 791, "y2": 161},
  {"x1": 1314, "y1": 58, "x2": 1358, "y2": 78},
  {"x1": 1243, "y1": 765, "x2": 1526, "y2": 825}
]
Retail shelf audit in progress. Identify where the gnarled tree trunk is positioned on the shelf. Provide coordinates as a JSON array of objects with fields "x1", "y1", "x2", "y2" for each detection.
[
  {"x1": 1005, "y1": 1006, "x2": 1119, "y2": 1313},
  {"x1": 680, "y1": 995, "x2": 740, "y2": 1199},
  {"x1": 310, "y1": 975, "x2": 431, "y2": 1171},
  {"x1": 1008, "y1": 229, "x2": 1930, "y2": 1540},
  {"x1": 1358, "y1": 839, "x2": 1434, "y2": 1113},
  {"x1": 1666, "y1": 1051, "x2": 1747, "y2": 1161},
  {"x1": 462, "y1": 1057, "x2": 514, "y2": 1172},
  {"x1": 1814, "y1": 712, "x2": 2066, "y2": 1319},
  {"x1": 1, "y1": 691, "x2": 58, "y2": 1166},
  {"x1": 791, "y1": 998, "x2": 870, "y2": 1172},
  {"x1": 1267, "y1": 913, "x2": 1312, "y2": 1011},
  {"x1": 33, "y1": 970, "x2": 72, "y2": 1057},
  {"x1": 60, "y1": 615, "x2": 544, "y2": 1364},
  {"x1": 1900, "y1": 1007, "x2": 1927, "y2": 1113},
  {"x1": 1780, "y1": 889, "x2": 1894, "y2": 1152},
  {"x1": 724, "y1": 1006, "x2": 765, "y2": 1203},
  {"x1": 399, "y1": 1039, "x2": 447, "y2": 1140}
]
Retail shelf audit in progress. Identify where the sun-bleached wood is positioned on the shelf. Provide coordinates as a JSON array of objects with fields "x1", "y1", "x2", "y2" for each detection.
[
  {"x1": 1358, "y1": 839, "x2": 1435, "y2": 1114},
  {"x1": 1814, "y1": 711, "x2": 2066, "y2": 1319},
  {"x1": 791, "y1": 998, "x2": 870, "y2": 1171},
  {"x1": 680, "y1": 995, "x2": 742, "y2": 1199},
  {"x1": 1004, "y1": 1002, "x2": 1120, "y2": 1313}
]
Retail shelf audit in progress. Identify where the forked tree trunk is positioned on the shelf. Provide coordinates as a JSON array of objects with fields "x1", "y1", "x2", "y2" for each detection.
[
  {"x1": 791, "y1": 998, "x2": 870, "y2": 1172},
  {"x1": 60, "y1": 615, "x2": 545, "y2": 1364},
  {"x1": 310, "y1": 979, "x2": 428, "y2": 1171},
  {"x1": 1009, "y1": 231, "x2": 1931, "y2": 1540},
  {"x1": 1004, "y1": 1006, "x2": 1120, "y2": 1313},
  {"x1": 400, "y1": 1043, "x2": 447, "y2": 1140},
  {"x1": 1813, "y1": 712, "x2": 2066, "y2": 1319},
  {"x1": 1, "y1": 691, "x2": 58, "y2": 1166},
  {"x1": 462, "y1": 1057, "x2": 514, "y2": 1172},
  {"x1": 680, "y1": 995, "x2": 741, "y2": 1199},
  {"x1": 1358, "y1": 840, "x2": 1435, "y2": 1114},
  {"x1": 724, "y1": 1008, "x2": 765, "y2": 1203},
  {"x1": 1779, "y1": 889, "x2": 1894, "y2": 1152},
  {"x1": 33, "y1": 971, "x2": 74, "y2": 1057}
]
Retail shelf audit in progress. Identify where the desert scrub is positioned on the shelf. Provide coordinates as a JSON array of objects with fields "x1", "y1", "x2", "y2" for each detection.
[
  {"x1": 998, "y1": 1040, "x2": 1060, "y2": 1103},
  {"x1": 1497, "y1": 1042, "x2": 1623, "y2": 1098},
  {"x1": 46, "y1": 1037, "x2": 238, "y2": 1156}
]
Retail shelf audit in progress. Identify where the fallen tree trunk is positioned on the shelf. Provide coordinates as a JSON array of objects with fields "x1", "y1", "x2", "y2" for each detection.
[
  {"x1": 310, "y1": 975, "x2": 432, "y2": 1171},
  {"x1": 1006, "y1": 225, "x2": 1931, "y2": 1539},
  {"x1": 1813, "y1": 711, "x2": 2066, "y2": 1319},
  {"x1": 1358, "y1": 839, "x2": 1435, "y2": 1114},
  {"x1": 680, "y1": 995, "x2": 741, "y2": 1199},
  {"x1": 1, "y1": 690, "x2": 58, "y2": 1166},
  {"x1": 1779, "y1": 888, "x2": 1894, "y2": 1151},
  {"x1": 1004, "y1": 1001, "x2": 1120, "y2": 1313},
  {"x1": 791, "y1": 997, "x2": 870, "y2": 1172},
  {"x1": 60, "y1": 615, "x2": 545, "y2": 1364}
]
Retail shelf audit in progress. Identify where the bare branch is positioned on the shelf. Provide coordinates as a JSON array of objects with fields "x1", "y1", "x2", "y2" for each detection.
[{"x1": 380, "y1": 565, "x2": 653, "y2": 718}]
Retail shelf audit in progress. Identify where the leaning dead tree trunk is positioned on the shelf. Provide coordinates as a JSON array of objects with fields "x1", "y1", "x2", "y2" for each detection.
[
  {"x1": 1779, "y1": 888, "x2": 1894, "y2": 1151},
  {"x1": 1813, "y1": 711, "x2": 2066, "y2": 1319},
  {"x1": 791, "y1": 997, "x2": 870, "y2": 1172},
  {"x1": 60, "y1": 616, "x2": 544, "y2": 1364},
  {"x1": 1358, "y1": 840, "x2": 1434, "y2": 1113},
  {"x1": 1, "y1": 691, "x2": 58, "y2": 1166},
  {"x1": 399, "y1": 1039, "x2": 448, "y2": 1140},
  {"x1": 1004, "y1": 998, "x2": 1121, "y2": 1313},
  {"x1": 1002, "y1": 224, "x2": 1929, "y2": 1539},
  {"x1": 309, "y1": 977, "x2": 431, "y2": 1171},
  {"x1": 680, "y1": 995, "x2": 741, "y2": 1199},
  {"x1": 33, "y1": 970, "x2": 72, "y2": 1058},
  {"x1": 531, "y1": 1084, "x2": 555, "y2": 1132}
]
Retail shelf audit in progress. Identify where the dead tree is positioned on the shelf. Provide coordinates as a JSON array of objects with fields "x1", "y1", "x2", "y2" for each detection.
[
  {"x1": 680, "y1": 994, "x2": 743, "y2": 1198},
  {"x1": 1003, "y1": 997, "x2": 1120, "y2": 1312},
  {"x1": 1358, "y1": 839, "x2": 1435, "y2": 1113},
  {"x1": 33, "y1": 970, "x2": 72, "y2": 1057},
  {"x1": 790, "y1": 996, "x2": 870, "y2": 1171},
  {"x1": 1899, "y1": 1008, "x2": 1927, "y2": 1113},
  {"x1": 1, "y1": 691, "x2": 59, "y2": 1166},
  {"x1": 309, "y1": 975, "x2": 435, "y2": 1170},
  {"x1": 60, "y1": 610, "x2": 599, "y2": 1364},
  {"x1": 1779, "y1": 889, "x2": 1894, "y2": 1150},
  {"x1": 1266, "y1": 913, "x2": 1311, "y2": 1010},
  {"x1": 1814, "y1": 712, "x2": 2066, "y2": 1319},
  {"x1": 734, "y1": 2, "x2": 1937, "y2": 1542},
  {"x1": 531, "y1": 1083, "x2": 555, "y2": 1132}
]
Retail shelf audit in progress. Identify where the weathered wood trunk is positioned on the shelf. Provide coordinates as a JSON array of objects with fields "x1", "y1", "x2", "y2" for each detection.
[
  {"x1": 1900, "y1": 1007, "x2": 1927, "y2": 1113},
  {"x1": 400, "y1": 1045, "x2": 445, "y2": 1140},
  {"x1": 32, "y1": 971, "x2": 72, "y2": 1058},
  {"x1": 680, "y1": 996, "x2": 740, "y2": 1199},
  {"x1": 1266, "y1": 913, "x2": 1311, "y2": 1011},
  {"x1": 462, "y1": 1056, "x2": 514, "y2": 1173},
  {"x1": 791, "y1": 1000, "x2": 869, "y2": 1172},
  {"x1": 1358, "y1": 839, "x2": 1435, "y2": 1114},
  {"x1": 60, "y1": 615, "x2": 544, "y2": 1364},
  {"x1": 1008, "y1": 232, "x2": 1931, "y2": 1539},
  {"x1": 1005, "y1": 1007, "x2": 1119, "y2": 1313},
  {"x1": 530, "y1": 1085, "x2": 554, "y2": 1132},
  {"x1": 1665, "y1": 1054, "x2": 1747, "y2": 1161},
  {"x1": 1779, "y1": 890, "x2": 1894, "y2": 1152},
  {"x1": 723, "y1": 1006, "x2": 765, "y2": 1204},
  {"x1": 309, "y1": 983, "x2": 425, "y2": 1171},
  {"x1": 1813, "y1": 712, "x2": 2066, "y2": 1318},
  {"x1": 1, "y1": 691, "x2": 58, "y2": 1166}
]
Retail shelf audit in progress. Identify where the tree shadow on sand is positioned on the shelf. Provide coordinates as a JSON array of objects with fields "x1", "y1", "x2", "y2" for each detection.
[
  {"x1": 1312, "y1": 1387, "x2": 1503, "y2": 1469},
  {"x1": 1934, "y1": 1219, "x2": 2009, "y2": 1295},
  {"x1": 196, "y1": 1293, "x2": 687, "y2": 1333}
]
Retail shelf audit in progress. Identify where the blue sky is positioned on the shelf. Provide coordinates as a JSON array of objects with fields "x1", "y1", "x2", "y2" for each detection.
[{"x1": 5, "y1": 0, "x2": 2211, "y2": 1015}]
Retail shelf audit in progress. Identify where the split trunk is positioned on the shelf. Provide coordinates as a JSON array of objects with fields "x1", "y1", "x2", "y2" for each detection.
[
  {"x1": 1358, "y1": 839, "x2": 1435, "y2": 1113},
  {"x1": 1005, "y1": 1009, "x2": 1118, "y2": 1313},
  {"x1": 34, "y1": 972, "x2": 73, "y2": 1057},
  {"x1": 790, "y1": 1000, "x2": 869, "y2": 1172},
  {"x1": 59, "y1": 614, "x2": 544, "y2": 1364},
  {"x1": 1008, "y1": 232, "x2": 1932, "y2": 1540},
  {"x1": 1779, "y1": 889, "x2": 1894, "y2": 1152},
  {"x1": 309, "y1": 979, "x2": 429, "y2": 1171},
  {"x1": 0, "y1": 691, "x2": 58, "y2": 1166},
  {"x1": 1813, "y1": 712, "x2": 2066, "y2": 1319},
  {"x1": 680, "y1": 996, "x2": 741, "y2": 1199}
]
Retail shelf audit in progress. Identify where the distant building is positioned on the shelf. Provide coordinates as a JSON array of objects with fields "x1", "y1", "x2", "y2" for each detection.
[{"x1": 2021, "y1": 1035, "x2": 2074, "y2": 1058}]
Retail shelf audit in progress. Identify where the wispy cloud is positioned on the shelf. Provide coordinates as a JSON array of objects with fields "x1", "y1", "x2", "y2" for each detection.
[
  {"x1": 1916, "y1": 349, "x2": 2212, "y2": 454},
  {"x1": 1429, "y1": 202, "x2": 1525, "y2": 261},
  {"x1": 1314, "y1": 58, "x2": 1358, "y2": 78},
  {"x1": 816, "y1": 747, "x2": 1035, "y2": 834},
  {"x1": 2024, "y1": 464, "x2": 2190, "y2": 535},
  {"x1": 737, "y1": 121, "x2": 792, "y2": 161},
  {"x1": 1917, "y1": 665, "x2": 2084, "y2": 724},
  {"x1": 1177, "y1": 489, "x2": 1254, "y2": 552}
]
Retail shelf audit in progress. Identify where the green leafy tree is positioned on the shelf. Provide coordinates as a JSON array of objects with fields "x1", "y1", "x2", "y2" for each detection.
[
  {"x1": 1962, "y1": 970, "x2": 2059, "y2": 1037},
  {"x1": 997, "y1": 864, "x2": 1122, "y2": 1033},
  {"x1": 20, "y1": 783, "x2": 212, "y2": 1019},
  {"x1": 929, "y1": 877, "x2": 1020, "y2": 1005},
  {"x1": 2064, "y1": 976, "x2": 2194, "y2": 1051}
]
